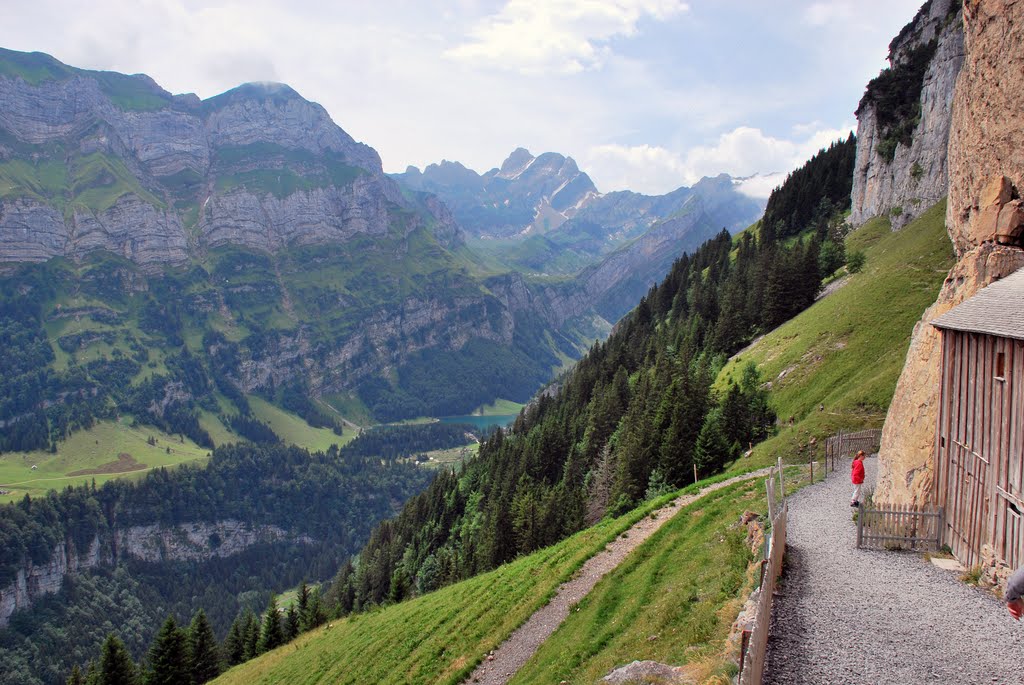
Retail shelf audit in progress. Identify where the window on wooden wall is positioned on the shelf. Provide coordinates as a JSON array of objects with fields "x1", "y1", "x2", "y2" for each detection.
[{"x1": 996, "y1": 351, "x2": 1006, "y2": 381}]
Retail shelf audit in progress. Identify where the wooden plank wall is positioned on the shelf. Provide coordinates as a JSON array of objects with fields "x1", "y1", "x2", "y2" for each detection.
[{"x1": 936, "y1": 331, "x2": 1024, "y2": 570}]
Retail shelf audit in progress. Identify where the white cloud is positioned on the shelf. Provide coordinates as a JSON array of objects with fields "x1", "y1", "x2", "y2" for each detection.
[
  {"x1": 735, "y1": 173, "x2": 788, "y2": 200},
  {"x1": 583, "y1": 124, "x2": 853, "y2": 196},
  {"x1": 445, "y1": 0, "x2": 689, "y2": 74},
  {"x1": 802, "y1": 2, "x2": 855, "y2": 27},
  {"x1": 584, "y1": 143, "x2": 687, "y2": 195}
]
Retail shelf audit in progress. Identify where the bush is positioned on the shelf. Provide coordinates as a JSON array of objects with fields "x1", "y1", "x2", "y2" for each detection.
[{"x1": 847, "y1": 251, "x2": 867, "y2": 274}]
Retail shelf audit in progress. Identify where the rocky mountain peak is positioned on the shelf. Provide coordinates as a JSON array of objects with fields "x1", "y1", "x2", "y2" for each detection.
[{"x1": 497, "y1": 147, "x2": 535, "y2": 179}]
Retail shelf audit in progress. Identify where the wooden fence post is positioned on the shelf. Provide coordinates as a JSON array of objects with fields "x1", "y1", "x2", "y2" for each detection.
[
  {"x1": 856, "y1": 503, "x2": 864, "y2": 548},
  {"x1": 777, "y1": 457, "x2": 785, "y2": 498}
]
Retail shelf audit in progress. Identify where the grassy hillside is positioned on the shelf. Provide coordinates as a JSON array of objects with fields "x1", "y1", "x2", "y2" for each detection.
[
  {"x1": 248, "y1": 396, "x2": 353, "y2": 452},
  {"x1": 511, "y1": 478, "x2": 764, "y2": 684},
  {"x1": 213, "y1": 490, "x2": 676, "y2": 685},
  {"x1": 719, "y1": 199, "x2": 954, "y2": 470},
  {"x1": 213, "y1": 195, "x2": 953, "y2": 685},
  {"x1": 0, "y1": 419, "x2": 211, "y2": 502}
]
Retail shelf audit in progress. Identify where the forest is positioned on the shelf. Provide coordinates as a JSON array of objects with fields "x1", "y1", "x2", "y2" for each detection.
[
  {"x1": 0, "y1": 442, "x2": 434, "y2": 685},
  {"x1": 323, "y1": 134, "x2": 858, "y2": 613}
]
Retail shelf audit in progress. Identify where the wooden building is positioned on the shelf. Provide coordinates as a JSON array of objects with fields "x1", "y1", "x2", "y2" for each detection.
[{"x1": 932, "y1": 267, "x2": 1024, "y2": 570}]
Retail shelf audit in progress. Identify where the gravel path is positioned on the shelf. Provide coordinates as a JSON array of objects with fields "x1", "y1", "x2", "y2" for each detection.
[
  {"x1": 465, "y1": 468, "x2": 774, "y2": 685},
  {"x1": 764, "y1": 456, "x2": 1024, "y2": 685}
]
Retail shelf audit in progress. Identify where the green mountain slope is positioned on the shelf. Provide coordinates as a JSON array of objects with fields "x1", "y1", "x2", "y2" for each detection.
[
  {"x1": 208, "y1": 201, "x2": 954, "y2": 685},
  {"x1": 719, "y1": 198, "x2": 955, "y2": 470},
  {"x1": 213, "y1": 477, "x2": 764, "y2": 685}
]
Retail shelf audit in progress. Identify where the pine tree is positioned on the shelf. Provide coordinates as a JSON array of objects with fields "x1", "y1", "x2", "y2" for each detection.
[
  {"x1": 694, "y1": 408, "x2": 734, "y2": 476},
  {"x1": 97, "y1": 634, "x2": 137, "y2": 685},
  {"x1": 296, "y1": 580, "x2": 311, "y2": 631},
  {"x1": 187, "y1": 609, "x2": 221, "y2": 684},
  {"x1": 285, "y1": 604, "x2": 300, "y2": 641},
  {"x1": 145, "y1": 616, "x2": 189, "y2": 685},
  {"x1": 257, "y1": 596, "x2": 284, "y2": 654},
  {"x1": 306, "y1": 588, "x2": 327, "y2": 629},
  {"x1": 242, "y1": 610, "x2": 260, "y2": 662},
  {"x1": 222, "y1": 616, "x2": 246, "y2": 667},
  {"x1": 66, "y1": 665, "x2": 85, "y2": 685}
]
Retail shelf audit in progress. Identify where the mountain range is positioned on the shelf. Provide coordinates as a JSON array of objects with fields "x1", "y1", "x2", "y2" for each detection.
[{"x1": 0, "y1": 47, "x2": 765, "y2": 427}]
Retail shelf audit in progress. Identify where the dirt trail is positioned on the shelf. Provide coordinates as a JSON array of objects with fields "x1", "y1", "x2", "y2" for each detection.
[{"x1": 465, "y1": 467, "x2": 774, "y2": 685}]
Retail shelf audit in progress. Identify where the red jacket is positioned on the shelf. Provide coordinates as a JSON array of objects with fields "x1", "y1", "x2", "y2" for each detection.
[{"x1": 851, "y1": 458, "x2": 865, "y2": 485}]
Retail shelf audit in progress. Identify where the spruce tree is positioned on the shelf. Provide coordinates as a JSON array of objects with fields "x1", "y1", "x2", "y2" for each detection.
[
  {"x1": 97, "y1": 634, "x2": 137, "y2": 685},
  {"x1": 242, "y1": 610, "x2": 260, "y2": 661},
  {"x1": 66, "y1": 665, "x2": 85, "y2": 685},
  {"x1": 257, "y1": 596, "x2": 284, "y2": 654},
  {"x1": 285, "y1": 604, "x2": 300, "y2": 641},
  {"x1": 145, "y1": 616, "x2": 189, "y2": 685},
  {"x1": 694, "y1": 408, "x2": 734, "y2": 476},
  {"x1": 307, "y1": 588, "x2": 327, "y2": 629},
  {"x1": 296, "y1": 581, "x2": 311, "y2": 631},
  {"x1": 222, "y1": 616, "x2": 244, "y2": 667},
  {"x1": 187, "y1": 609, "x2": 221, "y2": 684}
]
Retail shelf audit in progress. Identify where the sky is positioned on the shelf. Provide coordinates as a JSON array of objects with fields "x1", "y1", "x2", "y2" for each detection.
[{"x1": 0, "y1": 0, "x2": 924, "y2": 198}]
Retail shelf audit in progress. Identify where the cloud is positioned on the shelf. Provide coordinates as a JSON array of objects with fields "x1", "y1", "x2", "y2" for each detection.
[
  {"x1": 583, "y1": 124, "x2": 853, "y2": 196},
  {"x1": 445, "y1": 0, "x2": 689, "y2": 74},
  {"x1": 802, "y1": 2, "x2": 856, "y2": 27}
]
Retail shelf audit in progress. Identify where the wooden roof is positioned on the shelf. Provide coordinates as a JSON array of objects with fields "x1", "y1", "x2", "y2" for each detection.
[{"x1": 932, "y1": 266, "x2": 1024, "y2": 340}]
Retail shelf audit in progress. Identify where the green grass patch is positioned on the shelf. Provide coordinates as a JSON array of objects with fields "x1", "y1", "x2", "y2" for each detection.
[
  {"x1": 69, "y1": 152, "x2": 165, "y2": 214},
  {"x1": 510, "y1": 479, "x2": 764, "y2": 684},
  {"x1": 470, "y1": 398, "x2": 525, "y2": 416},
  {"x1": 719, "y1": 199, "x2": 954, "y2": 471},
  {"x1": 0, "y1": 419, "x2": 211, "y2": 502},
  {"x1": 198, "y1": 410, "x2": 238, "y2": 447},
  {"x1": 248, "y1": 396, "x2": 353, "y2": 452},
  {"x1": 319, "y1": 393, "x2": 373, "y2": 428},
  {"x1": 419, "y1": 442, "x2": 479, "y2": 470},
  {"x1": 212, "y1": 489, "x2": 682, "y2": 685}
]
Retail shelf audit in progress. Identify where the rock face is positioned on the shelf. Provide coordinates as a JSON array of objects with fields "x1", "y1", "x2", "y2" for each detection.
[
  {"x1": 394, "y1": 148, "x2": 601, "y2": 239},
  {"x1": 0, "y1": 50, "x2": 453, "y2": 270},
  {"x1": 0, "y1": 520, "x2": 307, "y2": 627},
  {"x1": 850, "y1": 0, "x2": 964, "y2": 229},
  {"x1": 876, "y1": 0, "x2": 1024, "y2": 507}
]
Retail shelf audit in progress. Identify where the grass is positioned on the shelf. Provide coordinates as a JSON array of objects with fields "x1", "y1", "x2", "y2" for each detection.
[
  {"x1": 419, "y1": 442, "x2": 479, "y2": 470},
  {"x1": 718, "y1": 199, "x2": 955, "y2": 472},
  {"x1": 0, "y1": 419, "x2": 211, "y2": 503},
  {"x1": 510, "y1": 479, "x2": 764, "y2": 684},
  {"x1": 198, "y1": 410, "x2": 237, "y2": 447},
  {"x1": 471, "y1": 398, "x2": 526, "y2": 416},
  {"x1": 248, "y1": 396, "x2": 354, "y2": 452},
  {"x1": 213, "y1": 488, "x2": 685, "y2": 685}
]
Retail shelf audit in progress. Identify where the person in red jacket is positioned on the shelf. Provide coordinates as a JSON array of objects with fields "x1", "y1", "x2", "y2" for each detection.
[{"x1": 850, "y1": 450, "x2": 866, "y2": 507}]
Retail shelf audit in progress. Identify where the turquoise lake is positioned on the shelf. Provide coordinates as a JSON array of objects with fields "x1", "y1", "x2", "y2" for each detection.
[{"x1": 438, "y1": 415, "x2": 517, "y2": 431}]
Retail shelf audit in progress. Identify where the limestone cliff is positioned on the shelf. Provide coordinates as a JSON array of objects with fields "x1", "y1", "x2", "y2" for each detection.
[
  {"x1": 850, "y1": 0, "x2": 964, "y2": 229},
  {"x1": 0, "y1": 50, "x2": 458, "y2": 269},
  {"x1": 876, "y1": 0, "x2": 1024, "y2": 506},
  {"x1": 0, "y1": 519, "x2": 309, "y2": 627}
]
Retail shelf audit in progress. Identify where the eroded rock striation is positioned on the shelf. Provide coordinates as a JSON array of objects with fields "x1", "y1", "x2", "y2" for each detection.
[
  {"x1": 876, "y1": 0, "x2": 1024, "y2": 506},
  {"x1": 0, "y1": 50, "x2": 447, "y2": 270},
  {"x1": 850, "y1": 0, "x2": 964, "y2": 229},
  {"x1": 0, "y1": 520, "x2": 308, "y2": 627}
]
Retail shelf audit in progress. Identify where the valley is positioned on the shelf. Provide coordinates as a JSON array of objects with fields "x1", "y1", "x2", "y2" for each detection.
[{"x1": 5, "y1": 0, "x2": 1024, "y2": 683}]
